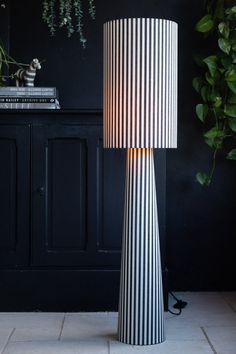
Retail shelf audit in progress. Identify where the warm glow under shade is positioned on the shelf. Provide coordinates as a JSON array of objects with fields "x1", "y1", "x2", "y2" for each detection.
[{"x1": 103, "y1": 18, "x2": 178, "y2": 149}]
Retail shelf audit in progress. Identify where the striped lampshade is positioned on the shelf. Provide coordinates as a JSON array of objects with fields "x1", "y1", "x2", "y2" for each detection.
[{"x1": 103, "y1": 18, "x2": 178, "y2": 148}]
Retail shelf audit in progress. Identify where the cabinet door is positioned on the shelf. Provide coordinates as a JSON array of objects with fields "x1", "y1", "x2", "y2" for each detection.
[
  {"x1": 0, "y1": 125, "x2": 30, "y2": 266},
  {"x1": 31, "y1": 124, "x2": 125, "y2": 266}
]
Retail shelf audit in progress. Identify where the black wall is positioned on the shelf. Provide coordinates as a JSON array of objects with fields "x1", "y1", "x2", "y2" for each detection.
[{"x1": 1, "y1": 0, "x2": 236, "y2": 290}]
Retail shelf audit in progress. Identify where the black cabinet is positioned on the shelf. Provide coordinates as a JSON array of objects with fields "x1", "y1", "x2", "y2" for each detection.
[
  {"x1": 0, "y1": 125, "x2": 30, "y2": 266},
  {"x1": 31, "y1": 124, "x2": 125, "y2": 267},
  {"x1": 0, "y1": 110, "x2": 166, "y2": 311}
]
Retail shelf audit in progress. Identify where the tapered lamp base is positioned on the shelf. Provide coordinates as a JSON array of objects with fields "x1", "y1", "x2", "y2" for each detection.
[{"x1": 118, "y1": 148, "x2": 165, "y2": 345}]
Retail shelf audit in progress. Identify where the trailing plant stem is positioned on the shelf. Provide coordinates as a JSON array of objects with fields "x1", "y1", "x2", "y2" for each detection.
[
  {"x1": 0, "y1": 59, "x2": 28, "y2": 67},
  {"x1": 42, "y1": 0, "x2": 96, "y2": 46},
  {"x1": 209, "y1": 148, "x2": 218, "y2": 182}
]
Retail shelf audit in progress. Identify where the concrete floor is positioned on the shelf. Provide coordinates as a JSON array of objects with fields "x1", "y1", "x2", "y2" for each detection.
[{"x1": 0, "y1": 292, "x2": 235, "y2": 354}]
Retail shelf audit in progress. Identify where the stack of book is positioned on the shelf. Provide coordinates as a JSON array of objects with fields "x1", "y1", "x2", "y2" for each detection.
[{"x1": 0, "y1": 87, "x2": 60, "y2": 109}]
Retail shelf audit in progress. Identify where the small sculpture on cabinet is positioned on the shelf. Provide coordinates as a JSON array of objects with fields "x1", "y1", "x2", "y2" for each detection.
[{"x1": 14, "y1": 58, "x2": 41, "y2": 87}]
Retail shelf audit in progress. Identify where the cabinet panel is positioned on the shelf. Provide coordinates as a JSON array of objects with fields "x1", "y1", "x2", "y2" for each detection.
[
  {"x1": 32, "y1": 124, "x2": 126, "y2": 266},
  {"x1": 0, "y1": 139, "x2": 16, "y2": 251},
  {"x1": 47, "y1": 138, "x2": 87, "y2": 251},
  {"x1": 32, "y1": 125, "x2": 90, "y2": 266},
  {"x1": 0, "y1": 125, "x2": 30, "y2": 266},
  {"x1": 32, "y1": 123, "x2": 126, "y2": 266},
  {"x1": 32, "y1": 124, "x2": 110, "y2": 266}
]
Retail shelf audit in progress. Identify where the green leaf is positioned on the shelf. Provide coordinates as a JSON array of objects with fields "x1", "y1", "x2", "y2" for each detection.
[
  {"x1": 231, "y1": 6, "x2": 236, "y2": 13},
  {"x1": 195, "y1": 15, "x2": 214, "y2": 33},
  {"x1": 192, "y1": 77, "x2": 202, "y2": 93},
  {"x1": 218, "y1": 22, "x2": 230, "y2": 38},
  {"x1": 228, "y1": 118, "x2": 236, "y2": 132},
  {"x1": 209, "y1": 91, "x2": 222, "y2": 107},
  {"x1": 228, "y1": 94, "x2": 236, "y2": 104},
  {"x1": 227, "y1": 148, "x2": 236, "y2": 160},
  {"x1": 218, "y1": 38, "x2": 231, "y2": 54},
  {"x1": 205, "y1": 71, "x2": 215, "y2": 86},
  {"x1": 204, "y1": 126, "x2": 225, "y2": 148},
  {"x1": 224, "y1": 104, "x2": 236, "y2": 117},
  {"x1": 204, "y1": 126, "x2": 222, "y2": 139},
  {"x1": 196, "y1": 103, "x2": 208, "y2": 122},
  {"x1": 196, "y1": 172, "x2": 211, "y2": 186},
  {"x1": 225, "y1": 69, "x2": 236, "y2": 82},
  {"x1": 231, "y1": 31, "x2": 236, "y2": 42},
  {"x1": 213, "y1": 96, "x2": 222, "y2": 108},
  {"x1": 213, "y1": 107, "x2": 224, "y2": 118},
  {"x1": 203, "y1": 55, "x2": 218, "y2": 77},
  {"x1": 225, "y1": 6, "x2": 236, "y2": 15},
  {"x1": 232, "y1": 53, "x2": 236, "y2": 64},
  {"x1": 232, "y1": 43, "x2": 236, "y2": 52},
  {"x1": 219, "y1": 67, "x2": 225, "y2": 74},
  {"x1": 227, "y1": 81, "x2": 236, "y2": 93},
  {"x1": 200, "y1": 86, "x2": 209, "y2": 102},
  {"x1": 221, "y1": 56, "x2": 231, "y2": 69}
]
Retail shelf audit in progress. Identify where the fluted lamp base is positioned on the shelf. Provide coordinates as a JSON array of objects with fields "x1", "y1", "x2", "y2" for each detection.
[{"x1": 118, "y1": 148, "x2": 165, "y2": 345}]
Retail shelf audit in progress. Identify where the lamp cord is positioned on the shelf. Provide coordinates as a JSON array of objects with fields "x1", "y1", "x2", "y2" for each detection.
[{"x1": 168, "y1": 292, "x2": 187, "y2": 316}]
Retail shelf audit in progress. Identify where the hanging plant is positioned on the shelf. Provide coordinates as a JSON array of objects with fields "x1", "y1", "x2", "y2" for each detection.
[
  {"x1": 42, "y1": 0, "x2": 96, "y2": 47},
  {"x1": 193, "y1": 0, "x2": 236, "y2": 186}
]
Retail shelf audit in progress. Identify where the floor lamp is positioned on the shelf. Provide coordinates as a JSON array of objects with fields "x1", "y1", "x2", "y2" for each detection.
[{"x1": 103, "y1": 18, "x2": 178, "y2": 345}]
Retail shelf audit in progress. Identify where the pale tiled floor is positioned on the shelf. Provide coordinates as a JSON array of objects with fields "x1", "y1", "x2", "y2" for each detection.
[{"x1": 0, "y1": 292, "x2": 235, "y2": 354}]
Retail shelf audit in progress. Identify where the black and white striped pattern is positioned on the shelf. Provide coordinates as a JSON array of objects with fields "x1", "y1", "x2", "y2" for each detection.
[
  {"x1": 15, "y1": 58, "x2": 41, "y2": 87},
  {"x1": 118, "y1": 148, "x2": 165, "y2": 345},
  {"x1": 103, "y1": 18, "x2": 178, "y2": 148}
]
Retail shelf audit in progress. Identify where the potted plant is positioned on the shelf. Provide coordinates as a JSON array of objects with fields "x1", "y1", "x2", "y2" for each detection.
[
  {"x1": 0, "y1": 42, "x2": 8, "y2": 85},
  {"x1": 0, "y1": 41, "x2": 27, "y2": 86},
  {"x1": 193, "y1": 0, "x2": 236, "y2": 186}
]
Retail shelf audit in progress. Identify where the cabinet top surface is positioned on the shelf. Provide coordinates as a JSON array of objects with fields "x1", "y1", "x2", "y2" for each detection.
[{"x1": 0, "y1": 109, "x2": 103, "y2": 125}]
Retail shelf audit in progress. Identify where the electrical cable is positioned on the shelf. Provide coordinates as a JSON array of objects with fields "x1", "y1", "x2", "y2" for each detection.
[{"x1": 168, "y1": 291, "x2": 188, "y2": 316}]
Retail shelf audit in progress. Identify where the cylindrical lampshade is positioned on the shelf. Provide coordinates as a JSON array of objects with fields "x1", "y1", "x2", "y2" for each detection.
[{"x1": 103, "y1": 18, "x2": 178, "y2": 148}]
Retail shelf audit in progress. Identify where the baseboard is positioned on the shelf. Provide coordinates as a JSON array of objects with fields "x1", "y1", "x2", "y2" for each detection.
[{"x1": 0, "y1": 268, "x2": 168, "y2": 312}]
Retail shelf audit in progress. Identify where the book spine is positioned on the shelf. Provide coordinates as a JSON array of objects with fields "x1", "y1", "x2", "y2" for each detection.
[
  {"x1": 0, "y1": 97, "x2": 56, "y2": 103},
  {"x1": 0, "y1": 102, "x2": 60, "y2": 109},
  {"x1": 0, "y1": 87, "x2": 57, "y2": 97},
  {"x1": 0, "y1": 92, "x2": 57, "y2": 97}
]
